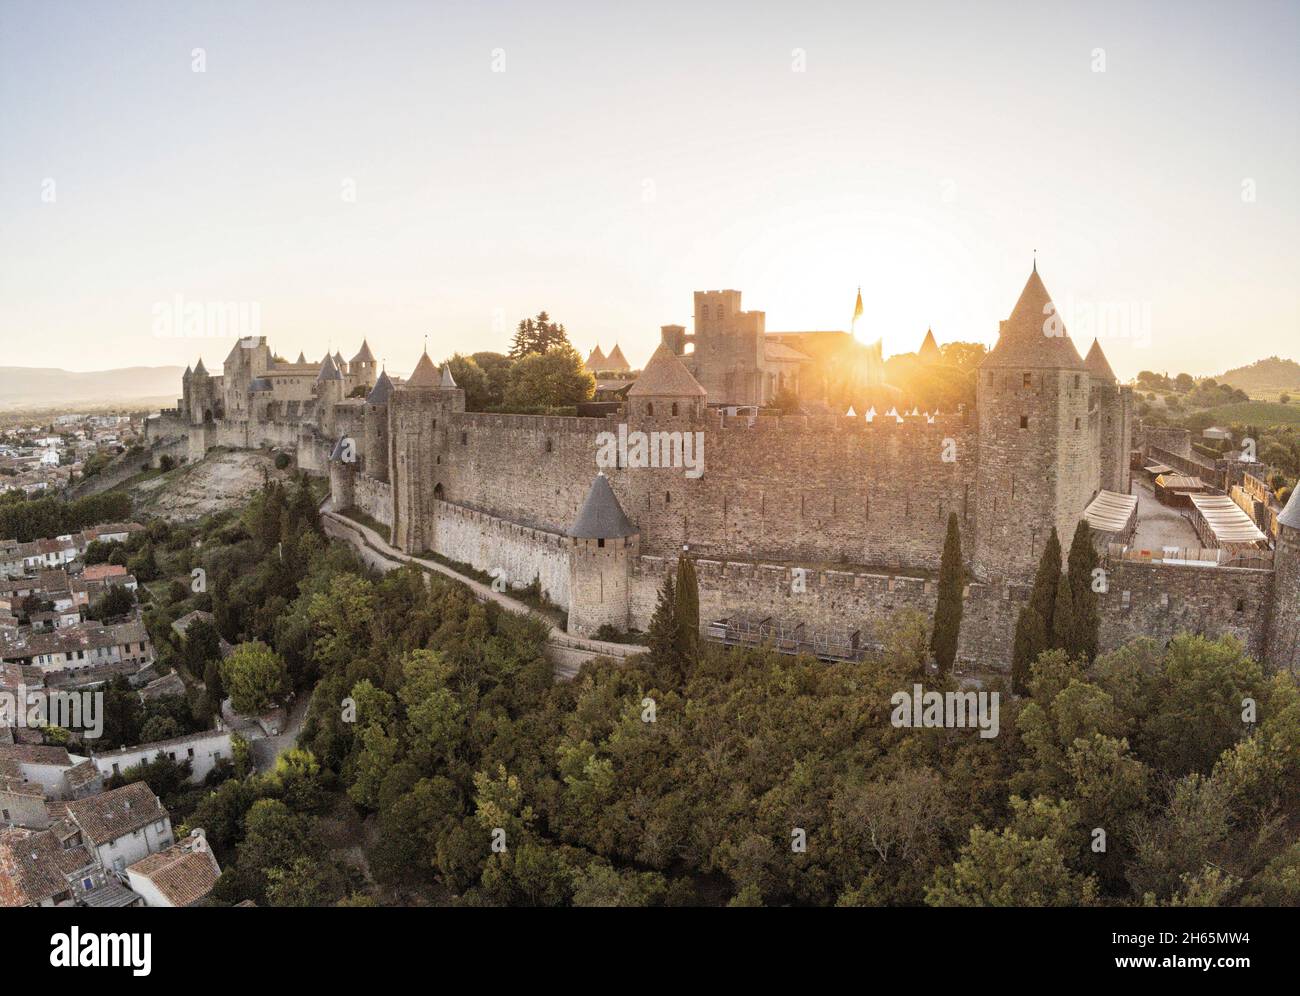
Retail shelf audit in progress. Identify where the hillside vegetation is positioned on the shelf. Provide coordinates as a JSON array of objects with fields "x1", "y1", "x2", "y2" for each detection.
[{"x1": 1217, "y1": 356, "x2": 1300, "y2": 397}]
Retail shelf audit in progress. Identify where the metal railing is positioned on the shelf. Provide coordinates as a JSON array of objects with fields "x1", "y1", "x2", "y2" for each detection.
[{"x1": 705, "y1": 615, "x2": 868, "y2": 662}]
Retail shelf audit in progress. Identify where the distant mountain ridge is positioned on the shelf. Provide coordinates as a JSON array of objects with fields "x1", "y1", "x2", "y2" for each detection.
[
  {"x1": 1217, "y1": 356, "x2": 1300, "y2": 395},
  {"x1": 0, "y1": 365, "x2": 183, "y2": 409}
]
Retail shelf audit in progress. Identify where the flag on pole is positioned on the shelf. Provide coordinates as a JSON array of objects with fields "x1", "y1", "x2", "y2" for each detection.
[{"x1": 852, "y1": 287, "x2": 864, "y2": 329}]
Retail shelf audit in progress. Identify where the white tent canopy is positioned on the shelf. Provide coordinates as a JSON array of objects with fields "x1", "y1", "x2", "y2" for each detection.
[
  {"x1": 1084, "y1": 489, "x2": 1138, "y2": 535},
  {"x1": 1189, "y1": 494, "x2": 1267, "y2": 546}
]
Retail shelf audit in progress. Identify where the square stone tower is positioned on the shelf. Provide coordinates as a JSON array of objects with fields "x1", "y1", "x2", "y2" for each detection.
[{"x1": 974, "y1": 266, "x2": 1095, "y2": 580}]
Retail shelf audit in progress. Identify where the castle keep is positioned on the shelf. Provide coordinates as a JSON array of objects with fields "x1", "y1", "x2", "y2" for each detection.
[{"x1": 164, "y1": 267, "x2": 1300, "y2": 673}]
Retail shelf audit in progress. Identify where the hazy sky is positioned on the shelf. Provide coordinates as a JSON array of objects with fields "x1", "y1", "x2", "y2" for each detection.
[{"x1": 1, "y1": 0, "x2": 1296, "y2": 381}]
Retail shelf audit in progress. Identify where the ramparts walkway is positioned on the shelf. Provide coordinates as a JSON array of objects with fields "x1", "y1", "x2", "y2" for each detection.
[{"x1": 320, "y1": 509, "x2": 646, "y2": 679}]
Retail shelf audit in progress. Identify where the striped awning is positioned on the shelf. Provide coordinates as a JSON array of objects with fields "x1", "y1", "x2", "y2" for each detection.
[
  {"x1": 1084, "y1": 489, "x2": 1138, "y2": 534},
  {"x1": 1189, "y1": 494, "x2": 1267, "y2": 545}
]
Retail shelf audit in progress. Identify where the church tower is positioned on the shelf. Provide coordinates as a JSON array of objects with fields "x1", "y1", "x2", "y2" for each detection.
[{"x1": 974, "y1": 265, "x2": 1092, "y2": 580}]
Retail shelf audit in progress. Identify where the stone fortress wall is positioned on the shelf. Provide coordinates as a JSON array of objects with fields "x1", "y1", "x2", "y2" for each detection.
[{"x1": 169, "y1": 270, "x2": 1300, "y2": 673}]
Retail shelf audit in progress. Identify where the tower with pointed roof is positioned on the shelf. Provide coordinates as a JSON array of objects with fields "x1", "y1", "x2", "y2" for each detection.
[
  {"x1": 918, "y1": 328, "x2": 942, "y2": 364},
  {"x1": 389, "y1": 351, "x2": 465, "y2": 552},
  {"x1": 314, "y1": 353, "x2": 346, "y2": 437},
  {"x1": 585, "y1": 345, "x2": 607, "y2": 372},
  {"x1": 1266, "y1": 488, "x2": 1300, "y2": 671},
  {"x1": 626, "y1": 342, "x2": 707, "y2": 421},
  {"x1": 973, "y1": 265, "x2": 1094, "y2": 579},
  {"x1": 361, "y1": 368, "x2": 395, "y2": 484},
  {"x1": 1085, "y1": 337, "x2": 1132, "y2": 494},
  {"x1": 567, "y1": 473, "x2": 640, "y2": 636},
  {"x1": 349, "y1": 340, "x2": 377, "y2": 393}
]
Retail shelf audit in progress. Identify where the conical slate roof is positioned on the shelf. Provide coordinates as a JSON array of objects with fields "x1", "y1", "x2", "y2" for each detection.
[
  {"x1": 183, "y1": 365, "x2": 192, "y2": 379},
  {"x1": 604, "y1": 344, "x2": 631, "y2": 372},
  {"x1": 351, "y1": 339, "x2": 375, "y2": 364},
  {"x1": 918, "y1": 328, "x2": 942, "y2": 363},
  {"x1": 1278, "y1": 487, "x2": 1300, "y2": 529},
  {"x1": 405, "y1": 351, "x2": 439, "y2": 389},
  {"x1": 982, "y1": 266, "x2": 1087, "y2": 370},
  {"x1": 317, "y1": 354, "x2": 342, "y2": 383},
  {"x1": 1084, "y1": 338, "x2": 1117, "y2": 382},
  {"x1": 366, "y1": 369, "x2": 394, "y2": 405},
  {"x1": 333, "y1": 351, "x2": 346, "y2": 366},
  {"x1": 193, "y1": 358, "x2": 207, "y2": 376},
  {"x1": 440, "y1": 364, "x2": 458, "y2": 389},
  {"x1": 296, "y1": 351, "x2": 307, "y2": 364},
  {"x1": 627, "y1": 342, "x2": 706, "y2": 397},
  {"x1": 586, "y1": 345, "x2": 607, "y2": 370},
  {"x1": 569, "y1": 474, "x2": 637, "y2": 539}
]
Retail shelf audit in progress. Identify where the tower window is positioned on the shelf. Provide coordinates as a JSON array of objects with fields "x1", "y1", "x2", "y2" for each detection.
[
  {"x1": 665, "y1": 491, "x2": 671, "y2": 505},
  {"x1": 647, "y1": 402, "x2": 654, "y2": 416},
  {"x1": 597, "y1": 538, "x2": 605, "y2": 548},
  {"x1": 1019, "y1": 415, "x2": 1029, "y2": 429},
  {"x1": 545, "y1": 439, "x2": 553, "y2": 453},
  {"x1": 1023, "y1": 373, "x2": 1032, "y2": 388},
  {"x1": 460, "y1": 432, "x2": 467, "y2": 445},
  {"x1": 671, "y1": 402, "x2": 679, "y2": 416},
  {"x1": 1074, "y1": 417, "x2": 1081, "y2": 430},
  {"x1": 1073, "y1": 375, "x2": 1081, "y2": 389}
]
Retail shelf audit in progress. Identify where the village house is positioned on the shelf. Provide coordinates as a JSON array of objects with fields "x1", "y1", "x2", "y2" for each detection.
[
  {"x1": 125, "y1": 829, "x2": 220, "y2": 907},
  {"x1": 64, "y1": 781, "x2": 173, "y2": 874}
]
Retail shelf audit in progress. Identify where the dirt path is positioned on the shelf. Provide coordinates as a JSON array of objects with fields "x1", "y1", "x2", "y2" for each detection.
[{"x1": 320, "y1": 509, "x2": 645, "y2": 679}]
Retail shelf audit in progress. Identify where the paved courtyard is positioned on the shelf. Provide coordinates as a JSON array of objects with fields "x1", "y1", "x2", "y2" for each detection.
[{"x1": 1128, "y1": 479, "x2": 1202, "y2": 552}]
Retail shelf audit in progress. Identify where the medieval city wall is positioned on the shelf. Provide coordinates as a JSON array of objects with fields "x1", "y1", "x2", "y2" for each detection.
[
  {"x1": 430, "y1": 410, "x2": 977, "y2": 571},
  {"x1": 354, "y1": 474, "x2": 393, "y2": 529},
  {"x1": 1097, "y1": 560, "x2": 1273, "y2": 659},
  {"x1": 629, "y1": 555, "x2": 1025, "y2": 669},
  {"x1": 431, "y1": 499, "x2": 570, "y2": 607}
]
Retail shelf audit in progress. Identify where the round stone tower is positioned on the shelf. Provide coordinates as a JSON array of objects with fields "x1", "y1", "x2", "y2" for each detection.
[
  {"x1": 973, "y1": 265, "x2": 1093, "y2": 580},
  {"x1": 314, "y1": 353, "x2": 345, "y2": 438},
  {"x1": 568, "y1": 473, "x2": 640, "y2": 636},
  {"x1": 328, "y1": 436, "x2": 356, "y2": 511},
  {"x1": 362, "y1": 369, "x2": 394, "y2": 483},
  {"x1": 1085, "y1": 337, "x2": 1131, "y2": 495},
  {"x1": 1266, "y1": 488, "x2": 1300, "y2": 671}
]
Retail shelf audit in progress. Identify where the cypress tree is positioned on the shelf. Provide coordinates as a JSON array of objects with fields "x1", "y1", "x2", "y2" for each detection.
[
  {"x1": 1011, "y1": 610, "x2": 1044, "y2": 696},
  {"x1": 1050, "y1": 573, "x2": 1076, "y2": 652},
  {"x1": 1011, "y1": 527, "x2": 1062, "y2": 694},
  {"x1": 647, "y1": 571, "x2": 677, "y2": 667},
  {"x1": 930, "y1": 512, "x2": 964, "y2": 674},
  {"x1": 673, "y1": 555, "x2": 700, "y2": 666},
  {"x1": 1065, "y1": 520, "x2": 1101, "y2": 662}
]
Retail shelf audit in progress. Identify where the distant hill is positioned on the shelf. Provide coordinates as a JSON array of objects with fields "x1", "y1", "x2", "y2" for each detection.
[
  {"x1": 1217, "y1": 356, "x2": 1300, "y2": 396},
  {"x1": 0, "y1": 365, "x2": 183, "y2": 410}
]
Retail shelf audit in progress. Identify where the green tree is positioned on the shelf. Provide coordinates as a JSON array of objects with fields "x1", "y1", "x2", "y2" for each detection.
[
  {"x1": 1065, "y1": 520, "x2": 1101, "y2": 662},
  {"x1": 509, "y1": 311, "x2": 571, "y2": 358},
  {"x1": 502, "y1": 345, "x2": 594, "y2": 409},
  {"x1": 1011, "y1": 527, "x2": 1061, "y2": 694},
  {"x1": 929, "y1": 512, "x2": 963, "y2": 674},
  {"x1": 647, "y1": 571, "x2": 677, "y2": 671},
  {"x1": 220, "y1": 641, "x2": 289, "y2": 715},
  {"x1": 443, "y1": 353, "x2": 492, "y2": 411},
  {"x1": 1050, "y1": 573, "x2": 1076, "y2": 652},
  {"x1": 673, "y1": 556, "x2": 699, "y2": 671}
]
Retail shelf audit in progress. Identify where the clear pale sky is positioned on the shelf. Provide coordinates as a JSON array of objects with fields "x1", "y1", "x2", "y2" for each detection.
[{"x1": 1, "y1": 0, "x2": 1296, "y2": 380}]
